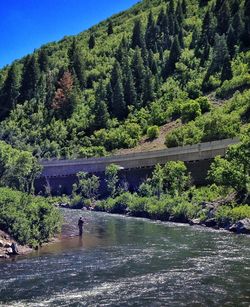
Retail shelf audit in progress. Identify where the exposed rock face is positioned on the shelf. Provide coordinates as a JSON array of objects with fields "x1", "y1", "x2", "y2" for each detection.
[{"x1": 229, "y1": 218, "x2": 250, "y2": 234}]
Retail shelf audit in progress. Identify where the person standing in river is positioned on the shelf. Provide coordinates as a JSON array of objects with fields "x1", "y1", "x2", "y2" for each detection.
[{"x1": 78, "y1": 217, "x2": 84, "y2": 236}]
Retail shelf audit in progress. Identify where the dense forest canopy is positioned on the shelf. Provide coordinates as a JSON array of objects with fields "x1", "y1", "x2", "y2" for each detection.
[{"x1": 0, "y1": 0, "x2": 249, "y2": 159}]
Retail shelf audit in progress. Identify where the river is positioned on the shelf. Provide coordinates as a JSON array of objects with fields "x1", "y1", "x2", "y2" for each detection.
[{"x1": 0, "y1": 209, "x2": 250, "y2": 306}]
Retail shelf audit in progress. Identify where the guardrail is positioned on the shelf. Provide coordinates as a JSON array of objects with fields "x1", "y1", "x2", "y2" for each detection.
[{"x1": 40, "y1": 138, "x2": 239, "y2": 178}]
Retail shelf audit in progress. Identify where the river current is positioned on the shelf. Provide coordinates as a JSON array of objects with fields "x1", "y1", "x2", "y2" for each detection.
[{"x1": 0, "y1": 209, "x2": 250, "y2": 306}]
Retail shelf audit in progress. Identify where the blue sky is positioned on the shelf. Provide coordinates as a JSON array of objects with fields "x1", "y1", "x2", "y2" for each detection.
[{"x1": 0, "y1": 0, "x2": 139, "y2": 68}]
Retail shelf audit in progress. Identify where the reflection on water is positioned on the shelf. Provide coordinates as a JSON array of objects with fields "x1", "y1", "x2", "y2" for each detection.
[{"x1": 0, "y1": 209, "x2": 250, "y2": 306}]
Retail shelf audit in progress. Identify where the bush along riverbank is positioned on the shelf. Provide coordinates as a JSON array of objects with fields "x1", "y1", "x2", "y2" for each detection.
[
  {"x1": 94, "y1": 189, "x2": 250, "y2": 235},
  {"x1": 0, "y1": 188, "x2": 62, "y2": 258}
]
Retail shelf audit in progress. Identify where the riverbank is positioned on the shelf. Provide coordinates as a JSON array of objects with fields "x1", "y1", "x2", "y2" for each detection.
[
  {"x1": 0, "y1": 230, "x2": 32, "y2": 259},
  {"x1": 91, "y1": 190, "x2": 250, "y2": 235}
]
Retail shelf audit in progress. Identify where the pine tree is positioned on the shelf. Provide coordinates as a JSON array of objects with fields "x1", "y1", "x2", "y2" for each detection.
[
  {"x1": 232, "y1": 11, "x2": 244, "y2": 40},
  {"x1": 107, "y1": 21, "x2": 114, "y2": 35},
  {"x1": 145, "y1": 11, "x2": 157, "y2": 50},
  {"x1": 19, "y1": 55, "x2": 40, "y2": 102},
  {"x1": 94, "y1": 81, "x2": 109, "y2": 129},
  {"x1": 231, "y1": 0, "x2": 240, "y2": 15},
  {"x1": 221, "y1": 55, "x2": 233, "y2": 82},
  {"x1": 163, "y1": 36, "x2": 181, "y2": 78},
  {"x1": 168, "y1": 0, "x2": 175, "y2": 15},
  {"x1": 227, "y1": 25, "x2": 237, "y2": 57},
  {"x1": 110, "y1": 61, "x2": 123, "y2": 89},
  {"x1": 88, "y1": 33, "x2": 96, "y2": 49},
  {"x1": 0, "y1": 63, "x2": 20, "y2": 119},
  {"x1": 242, "y1": 0, "x2": 250, "y2": 47},
  {"x1": 124, "y1": 66, "x2": 137, "y2": 107},
  {"x1": 131, "y1": 47, "x2": 146, "y2": 106},
  {"x1": 51, "y1": 71, "x2": 77, "y2": 119},
  {"x1": 199, "y1": 0, "x2": 209, "y2": 7},
  {"x1": 209, "y1": 34, "x2": 229, "y2": 74},
  {"x1": 131, "y1": 19, "x2": 145, "y2": 49},
  {"x1": 168, "y1": 14, "x2": 175, "y2": 36},
  {"x1": 216, "y1": 0, "x2": 231, "y2": 35},
  {"x1": 112, "y1": 78, "x2": 126, "y2": 120},
  {"x1": 182, "y1": 0, "x2": 187, "y2": 16},
  {"x1": 148, "y1": 50, "x2": 158, "y2": 75},
  {"x1": 68, "y1": 38, "x2": 86, "y2": 89},
  {"x1": 106, "y1": 82, "x2": 114, "y2": 113},
  {"x1": 143, "y1": 69, "x2": 155, "y2": 106},
  {"x1": 116, "y1": 36, "x2": 129, "y2": 64},
  {"x1": 176, "y1": 1, "x2": 184, "y2": 25},
  {"x1": 38, "y1": 48, "x2": 49, "y2": 72}
]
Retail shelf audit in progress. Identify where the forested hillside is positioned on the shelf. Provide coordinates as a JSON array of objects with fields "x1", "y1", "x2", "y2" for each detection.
[{"x1": 0, "y1": 0, "x2": 249, "y2": 159}]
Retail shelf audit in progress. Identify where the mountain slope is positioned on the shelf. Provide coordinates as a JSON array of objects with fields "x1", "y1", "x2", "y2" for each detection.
[{"x1": 0, "y1": 0, "x2": 249, "y2": 159}]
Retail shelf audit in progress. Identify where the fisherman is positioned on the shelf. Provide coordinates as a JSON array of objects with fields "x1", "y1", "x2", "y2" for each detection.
[{"x1": 78, "y1": 217, "x2": 84, "y2": 236}]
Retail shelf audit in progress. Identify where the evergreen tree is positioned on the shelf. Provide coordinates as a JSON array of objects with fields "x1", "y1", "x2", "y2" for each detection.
[
  {"x1": 88, "y1": 33, "x2": 96, "y2": 49},
  {"x1": 38, "y1": 48, "x2": 49, "y2": 72},
  {"x1": 167, "y1": 14, "x2": 175, "y2": 35},
  {"x1": 110, "y1": 61, "x2": 123, "y2": 89},
  {"x1": 182, "y1": 0, "x2": 187, "y2": 16},
  {"x1": 124, "y1": 66, "x2": 137, "y2": 107},
  {"x1": 163, "y1": 36, "x2": 181, "y2": 78},
  {"x1": 143, "y1": 69, "x2": 155, "y2": 106},
  {"x1": 19, "y1": 55, "x2": 40, "y2": 102},
  {"x1": 221, "y1": 55, "x2": 233, "y2": 82},
  {"x1": 231, "y1": 0, "x2": 240, "y2": 15},
  {"x1": 131, "y1": 47, "x2": 146, "y2": 106},
  {"x1": 116, "y1": 36, "x2": 129, "y2": 64},
  {"x1": 232, "y1": 11, "x2": 244, "y2": 40},
  {"x1": 216, "y1": 0, "x2": 231, "y2": 35},
  {"x1": 214, "y1": 0, "x2": 224, "y2": 13},
  {"x1": 145, "y1": 11, "x2": 157, "y2": 50},
  {"x1": 199, "y1": 0, "x2": 209, "y2": 7},
  {"x1": 176, "y1": 1, "x2": 184, "y2": 25},
  {"x1": 112, "y1": 78, "x2": 126, "y2": 120},
  {"x1": 148, "y1": 50, "x2": 158, "y2": 75},
  {"x1": 107, "y1": 21, "x2": 114, "y2": 35},
  {"x1": 131, "y1": 19, "x2": 145, "y2": 49},
  {"x1": 168, "y1": 0, "x2": 175, "y2": 15},
  {"x1": 68, "y1": 38, "x2": 86, "y2": 89},
  {"x1": 209, "y1": 34, "x2": 229, "y2": 74},
  {"x1": 94, "y1": 81, "x2": 109, "y2": 129},
  {"x1": 106, "y1": 82, "x2": 113, "y2": 113},
  {"x1": 51, "y1": 71, "x2": 77, "y2": 119},
  {"x1": 156, "y1": 8, "x2": 165, "y2": 33},
  {"x1": 242, "y1": 0, "x2": 250, "y2": 47},
  {"x1": 227, "y1": 25, "x2": 237, "y2": 58},
  {"x1": 0, "y1": 63, "x2": 20, "y2": 119}
]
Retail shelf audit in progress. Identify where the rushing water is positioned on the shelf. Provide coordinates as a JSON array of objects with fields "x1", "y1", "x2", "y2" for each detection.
[{"x1": 0, "y1": 210, "x2": 250, "y2": 307}]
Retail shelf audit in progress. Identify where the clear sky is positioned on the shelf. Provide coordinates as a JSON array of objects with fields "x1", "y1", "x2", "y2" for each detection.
[{"x1": 0, "y1": 0, "x2": 139, "y2": 68}]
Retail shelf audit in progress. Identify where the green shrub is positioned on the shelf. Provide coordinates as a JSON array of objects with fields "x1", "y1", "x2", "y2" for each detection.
[
  {"x1": 181, "y1": 101, "x2": 201, "y2": 123},
  {"x1": 0, "y1": 188, "x2": 62, "y2": 247},
  {"x1": 147, "y1": 125, "x2": 160, "y2": 140}
]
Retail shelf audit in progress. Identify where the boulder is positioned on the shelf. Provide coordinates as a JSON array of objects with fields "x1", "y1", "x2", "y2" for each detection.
[
  {"x1": 4, "y1": 242, "x2": 11, "y2": 248},
  {"x1": 229, "y1": 218, "x2": 250, "y2": 234},
  {"x1": 6, "y1": 247, "x2": 13, "y2": 255},
  {"x1": 0, "y1": 240, "x2": 4, "y2": 247},
  {"x1": 189, "y1": 218, "x2": 201, "y2": 226},
  {"x1": 203, "y1": 218, "x2": 217, "y2": 227}
]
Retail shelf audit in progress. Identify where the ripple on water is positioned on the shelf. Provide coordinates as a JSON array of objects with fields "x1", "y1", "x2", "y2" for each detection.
[{"x1": 0, "y1": 210, "x2": 249, "y2": 306}]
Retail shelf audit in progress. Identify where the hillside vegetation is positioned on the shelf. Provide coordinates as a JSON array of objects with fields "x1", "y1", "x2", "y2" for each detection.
[{"x1": 0, "y1": 0, "x2": 249, "y2": 160}]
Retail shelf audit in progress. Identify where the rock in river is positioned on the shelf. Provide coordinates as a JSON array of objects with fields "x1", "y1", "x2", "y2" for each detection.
[{"x1": 229, "y1": 218, "x2": 250, "y2": 234}]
